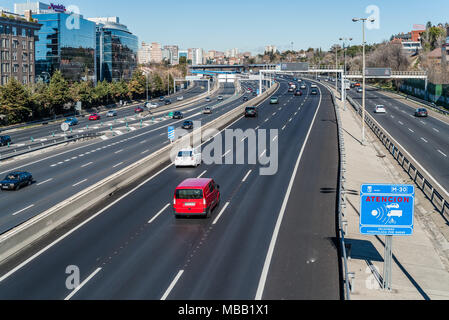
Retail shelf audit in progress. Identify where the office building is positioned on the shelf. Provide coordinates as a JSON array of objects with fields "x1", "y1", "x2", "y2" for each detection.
[
  {"x1": 150, "y1": 42, "x2": 162, "y2": 63},
  {"x1": 88, "y1": 17, "x2": 138, "y2": 82},
  {"x1": 138, "y1": 41, "x2": 151, "y2": 65},
  {"x1": 0, "y1": 9, "x2": 41, "y2": 85},
  {"x1": 163, "y1": 45, "x2": 178, "y2": 65}
]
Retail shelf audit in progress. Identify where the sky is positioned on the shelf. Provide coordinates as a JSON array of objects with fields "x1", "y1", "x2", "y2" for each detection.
[{"x1": 2, "y1": 0, "x2": 449, "y2": 53}]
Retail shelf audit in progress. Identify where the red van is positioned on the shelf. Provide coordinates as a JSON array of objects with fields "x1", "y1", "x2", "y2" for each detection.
[{"x1": 173, "y1": 178, "x2": 220, "y2": 218}]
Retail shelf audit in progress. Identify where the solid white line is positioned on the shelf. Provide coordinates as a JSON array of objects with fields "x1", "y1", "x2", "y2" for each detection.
[
  {"x1": 242, "y1": 170, "x2": 252, "y2": 182},
  {"x1": 161, "y1": 270, "x2": 184, "y2": 300},
  {"x1": 212, "y1": 202, "x2": 230, "y2": 225},
  {"x1": 148, "y1": 203, "x2": 171, "y2": 224},
  {"x1": 113, "y1": 162, "x2": 124, "y2": 168},
  {"x1": 438, "y1": 150, "x2": 447, "y2": 157},
  {"x1": 64, "y1": 268, "x2": 102, "y2": 300},
  {"x1": 81, "y1": 162, "x2": 93, "y2": 168},
  {"x1": 72, "y1": 179, "x2": 87, "y2": 187},
  {"x1": 12, "y1": 205, "x2": 34, "y2": 216},
  {"x1": 37, "y1": 178, "x2": 53, "y2": 186},
  {"x1": 197, "y1": 170, "x2": 207, "y2": 179},
  {"x1": 255, "y1": 84, "x2": 323, "y2": 300}
]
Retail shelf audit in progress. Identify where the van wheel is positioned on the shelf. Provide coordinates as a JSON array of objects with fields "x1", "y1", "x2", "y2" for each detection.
[
  {"x1": 205, "y1": 208, "x2": 211, "y2": 219},
  {"x1": 15, "y1": 185, "x2": 20, "y2": 191}
]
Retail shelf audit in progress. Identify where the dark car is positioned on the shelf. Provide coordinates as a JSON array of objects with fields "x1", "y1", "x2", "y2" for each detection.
[
  {"x1": 252, "y1": 92, "x2": 257, "y2": 96},
  {"x1": 311, "y1": 89, "x2": 318, "y2": 95},
  {"x1": 0, "y1": 135, "x2": 12, "y2": 146},
  {"x1": 243, "y1": 96, "x2": 249, "y2": 102},
  {"x1": 0, "y1": 172, "x2": 33, "y2": 191},
  {"x1": 245, "y1": 106, "x2": 258, "y2": 118},
  {"x1": 165, "y1": 99, "x2": 172, "y2": 105},
  {"x1": 159, "y1": 96, "x2": 165, "y2": 102},
  {"x1": 182, "y1": 120, "x2": 194, "y2": 130},
  {"x1": 294, "y1": 90, "x2": 303, "y2": 96},
  {"x1": 414, "y1": 108, "x2": 428, "y2": 117},
  {"x1": 173, "y1": 111, "x2": 184, "y2": 119},
  {"x1": 350, "y1": 83, "x2": 355, "y2": 88}
]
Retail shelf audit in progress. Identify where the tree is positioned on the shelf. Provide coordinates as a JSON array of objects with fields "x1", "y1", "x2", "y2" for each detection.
[
  {"x1": 127, "y1": 70, "x2": 146, "y2": 100},
  {"x1": 0, "y1": 78, "x2": 32, "y2": 124},
  {"x1": 47, "y1": 70, "x2": 70, "y2": 116}
]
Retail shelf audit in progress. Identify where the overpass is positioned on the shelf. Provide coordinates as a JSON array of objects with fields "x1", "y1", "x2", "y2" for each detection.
[{"x1": 189, "y1": 64, "x2": 277, "y2": 73}]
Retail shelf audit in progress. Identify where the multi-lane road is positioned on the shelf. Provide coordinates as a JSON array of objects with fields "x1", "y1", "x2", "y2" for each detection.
[{"x1": 0, "y1": 79, "x2": 341, "y2": 300}]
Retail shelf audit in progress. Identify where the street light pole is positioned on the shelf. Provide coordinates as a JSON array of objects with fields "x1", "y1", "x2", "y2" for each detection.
[
  {"x1": 340, "y1": 37, "x2": 353, "y2": 110},
  {"x1": 335, "y1": 45, "x2": 338, "y2": 92},
  {"x1": 353, "y1": 17, "x2": 374, "y2": 146}
]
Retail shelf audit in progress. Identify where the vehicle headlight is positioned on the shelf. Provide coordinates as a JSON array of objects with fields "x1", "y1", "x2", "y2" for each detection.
[{"x1": 10, "y1": 184, "x2": 15, "y2": 187}]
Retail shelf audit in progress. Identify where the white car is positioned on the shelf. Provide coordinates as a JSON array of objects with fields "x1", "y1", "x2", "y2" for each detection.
[
  {"x1": 374, "y1": 105, "x2": 386, "y2": 114},
  {"x1": 147, "y1": 102, "x2": 158, "y2": 109},
  {"x1": 177, "y1": 96, "x2": 184, "y2": 101},
  {"x1": 357, "y1": 88, "x2": 363, "y2": 93},
  {"x1": 311, "y1": 84, "x2": 317, "y2": 88},
  {"x1": 175, "y1": 148, "x2": 202, "y2": 167}
]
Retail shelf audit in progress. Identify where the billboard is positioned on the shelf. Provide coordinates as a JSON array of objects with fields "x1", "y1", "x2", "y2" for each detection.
[
  {"x1": 280, "y1": 63, "x2": 309, "y2": 71},
  {"x1": 365, "y1": 68, "x2": 392, "y2": 77}
]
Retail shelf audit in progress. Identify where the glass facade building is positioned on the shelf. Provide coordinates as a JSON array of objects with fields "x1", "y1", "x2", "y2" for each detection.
[
  {"x1": 91, "y1": 18, "x2": 138, "y2": 82},
  {"x1": 34, "y1": 12, "x2": 96, "y2": 82}
]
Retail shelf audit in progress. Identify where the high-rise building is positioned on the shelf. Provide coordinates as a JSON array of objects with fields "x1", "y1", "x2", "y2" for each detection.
[
  {"x1": 150, "y1": 42, "x2": 162, "y2": 63},
  {"x1": 265, "y1": 45, "x2": 277, "y2": 54},
  {"x1": 190, "y1": 48, "x2": 203, "y2": 65},
  {"x1": 88, "y1": 17, "x2": 138, "y2": 82},
  {"x1": 178, "y1": 50, "x2": 188, "y2": 62},
  {"x1": 138, "y1": 41, "x2": 151, "y2": 65},
  {"x1": 0, "y1": 9, "x2": 41, "y2": 85},
  {"x1": 164, "y1": 45, "x2": 178, "y2": 65}
]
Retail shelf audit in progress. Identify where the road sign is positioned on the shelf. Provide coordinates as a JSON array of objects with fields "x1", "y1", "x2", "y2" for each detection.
[
  {"x1": 365, "y1": 68, "x2": 392, "y2": 77},
  {"x1": 360, "y1": 184, "x2": 415, "y2": 236},
  {"x1": 168, "y1": 126, "x2": 175, "y2": 141},
  {"x1": 75, "y1": 101, "x2": 82, "y2": 111},
  {"x1": 61, "y1": 122, "x2": 69, "y2": 132},
  {"x1": 280, "y1": 63, "x2": 309, "y2": 71}
]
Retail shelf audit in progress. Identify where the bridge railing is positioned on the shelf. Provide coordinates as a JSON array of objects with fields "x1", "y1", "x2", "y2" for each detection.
[{"x1": 346, "y1": 70, "x2": 428, "y2": 76}]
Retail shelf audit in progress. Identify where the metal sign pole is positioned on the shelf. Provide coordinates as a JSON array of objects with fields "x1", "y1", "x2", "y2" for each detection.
[{"x1": 383, "y1": 235, "x2": 393, "y2": 291}]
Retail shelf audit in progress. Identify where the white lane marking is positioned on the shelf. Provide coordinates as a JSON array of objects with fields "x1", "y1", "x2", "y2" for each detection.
[
  {"x1": 114, "y1": 149, "x2": 123, "y2": 154},
  {"x1": 141, "y1": 149, "x2": 150, "y2": 155},
  {"x1": 81, "y1": 162, "x2": 93, "y2": 168},
  {"x1": 420, "y1": 121, "x2": 426, "y2": 125},
  {"x1": 282, "y1": 125, "x2": 286, "y2": 131},
  {"x1": 197, "y1": 170, "x2": 207, "y2": 179},
  {"x1": 398, "y1": 121, "x2": 404, "y2": 125},
  {"x1": 161, "y1": 270, "x2": 184, "y2": 300},
  {"x1": 50, "y1": 164, "x2": 57, "y2": 167},
  {"x1": 222, "y1": 150, "x2": 231, "y2": 158},
  {"x1": 113, "y1": 162, "x2": 124, "y2": 168},
  {"x1": 255, "y1": 126, "x2": 260, "y2": 130},
  {"x1": 272, "y1": 112, "x2": 277, "y2": 116},
  {"x1": 421, "y1": 138, "x2": 428, "y2": 143},
  {"x1": 37, "y1": 179, "x2": 53, "y2": 186},
  {"x1": 273, "y1": 135, "x2": 278, "y2": 142},
  {"x1": 148, "y1": 203, "x2": 171, "y2": 224},
  {"x1": 12, "y1": 204, "x2": 35, "y2": 216},
  {"x1": 433, "y1": 128, "x2": 440, "y2": 133},
  {"x1": 72, "y1": 179, "x2": 87, "y2": 187},
  {"x1": 260, "y1": 149, "x2": 267, "y2": 157},
  {"x1": 64, "y1": 268, "x2": 102, "y2": 300},
  {"x1": 212, "y1": 202, "x2": 230, "y2": 225},
  {"x1": 437, "y1": 150, "x2": 447, "y2": 157},
  {"x1": 256, "y1": 84, "x2": 323, "y2": 300},
  {"x1": 264, "y1": 118, "x2": 269, "y2": 123},
  {"x1": 408, "y1": 129, "x2": 414, "y2": 133},
  {"x1": 242, "y1": 170, "x2": 252, "y2": 182}
]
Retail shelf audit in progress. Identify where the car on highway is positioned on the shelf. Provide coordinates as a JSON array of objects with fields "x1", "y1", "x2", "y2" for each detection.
[
  {"x1": 203, "y1": 107, "x2": 212, "y2": 114},
  {"x1": 164, "y1": 99, "x2": 172, "y2": 105},
  {"x1": 300, "y1": 84, "x2": 307, "y2": 90},
  {"x1": 246, "y1": 90, "x2": 252, "y2": 94},
  {"x1": 355, "y1": 83, "x2": 361, "y2": 87},
  {"x1": 182, "y1": 120, "x2": 194, "y2": 130},
  {"x1": 311, "y1": 89, "x2": 318, "y2": 95},
  {"x1": 0, "y1": 172, "x2": 33, "y2": 191},
  {"x1": 243, "y1": 96, "x2": 249, "y2": 102},
  {"x1": 245, "y1": 106, "x2": 258, "y2": 117},
  {"x1": 350, "y1": 83, "x2": 355, "y2": 89},
  {"x1": 64, "y1": 117, "x2": 78, "y2": 126},
  {"x1": 374, "y1": 105, "x2": 387, "y2": 114},
  {"x1": 294, "y1": 90, "x2": 303, "y2": 96},
  {"x1": 252, "y1": 91, "x2": 258, "y2": 96},
  {"x1": 270, "y1": 96, "x2": 279, "y2": 104},
  {"x1": 174, "y1": 148, "x2": 202, "y2": 168},
  {"x1": 217, "y1": 95, "x2": 224, "y2": 101},
  {"x1": 414, "y1": 108, "x2": 428, "y2": 118},
  {"x1": 177, "y1": 96, "x2": 184, "y2": 101},
  {"x1": 106, "y1": 110, "x2": 118, "y2": 117},
  {"x1": 89, "y1": 113, "x2": 101, "y2": 121},
  {"x1": 205, "y1": 97, "x2": 211, "y2": 102},
  {"x1": 159, "y1": 96, "x2": 165, "y2": 102},
  {"x1": 357, "y1": 88, "x2": 363, "y2": 93},
  {"x1": 134, "y1": 107, "x2": 144, "y2": 113},
  {"x1": 173, "y1": 111, "x2": 184, "y2": 119},
  {"x1": 311, "y1": 84, "x2": 317, "y2": 88},
  {"x1": 173, "y1": 178, "x2": 220, "y2": 218},
  {"x1": 147, "y1": 102, "x2": 158, "y2": 109},
  {"x1": 0, "y1": 135, "x2": 11, "y2": 146},
  {"x1": 288, "y1": 87, "x2": 294, "y2": 93}
]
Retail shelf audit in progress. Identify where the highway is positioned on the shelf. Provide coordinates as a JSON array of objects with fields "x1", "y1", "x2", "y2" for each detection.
[
  {"x1": 0, "y1": 82, "x2": 260, "y2": 233},
  {"x1": 345, "y1": 85, "x2": 449, "y2": 191},
  {"x1": 0, "y1": 79, "x2": 341, "y2": 300}
]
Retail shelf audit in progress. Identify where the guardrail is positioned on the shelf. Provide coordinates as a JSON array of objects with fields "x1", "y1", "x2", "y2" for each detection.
[
  {"x1": 347, "y1": 95, "x2": 449, "y2": 216},
  {"x1": 0, "y1": 82, "x2": 280, "y2": 264}
]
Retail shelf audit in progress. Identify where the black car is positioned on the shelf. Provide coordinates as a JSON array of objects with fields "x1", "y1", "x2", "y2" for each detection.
[
  {"x1": 414, "y1": 108, "x2": 428, "y2": 117},
  {"x1": 173, "y1": 111, "x2": 184, "y2": 119},
  {"x1": 245, "y1": 106, "x2": 258, "y2": 118},
  {"x1": 159, "y1": 96, "x2": 165, "y2": 102},
  {"x1": 311, "y1": 89, "x2": 318, "y2": 95},
  {"x1": 252, "y1": 92, "x2": 257, "y2": 96},
  {"x1": 182, "y1": 120, "x2": 194, "y2": 130},
  {"x1": 0, "y1": 172, "x2": 33, "y2": 191},
  {"x1": 164, "y1": 99, "x2": 172, "y2": 105},
  {"x1": 243, "y1": 96, "x2": 249, "y2": 102},
  {"x1": 0, "y1": 135, "x2": 11, "y2": 146},
  {"x1": 294, "y1": 90, "x2": 303, "y2": 96}
]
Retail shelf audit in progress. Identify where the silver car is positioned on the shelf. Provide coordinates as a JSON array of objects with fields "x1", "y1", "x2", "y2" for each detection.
[
  {"x1": 203, "y1": 107, "x2": 212, "y2": 114},
  {"x1": 107, "y1": 110, "x2": 117, "y2": 117}
]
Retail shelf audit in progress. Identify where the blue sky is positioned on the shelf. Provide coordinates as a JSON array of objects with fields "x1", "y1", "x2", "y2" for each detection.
[{"x1": 2, "y1": 0, "x2": 449, "y2": 53}]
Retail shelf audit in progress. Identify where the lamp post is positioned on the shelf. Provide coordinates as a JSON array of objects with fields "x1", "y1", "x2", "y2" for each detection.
[
  {"x1": 353, "y1": 17, "x2": 375, "y2": 146},
  {"x1": 339, "y1": 37, "x2": 353, "y2": 110}
]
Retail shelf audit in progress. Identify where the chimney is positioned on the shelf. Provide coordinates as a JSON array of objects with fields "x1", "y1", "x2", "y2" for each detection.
[{"x1": 24, "y1": 10, "x2": 32, "y2": 22}]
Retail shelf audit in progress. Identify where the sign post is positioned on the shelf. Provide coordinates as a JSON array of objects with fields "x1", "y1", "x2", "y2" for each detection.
[
  {"x1": 168, "y1": 126, "x2": 175, "y2": 143},
  {"x1": 360, "y1": 184, "x2": 415, "y2": 291}
]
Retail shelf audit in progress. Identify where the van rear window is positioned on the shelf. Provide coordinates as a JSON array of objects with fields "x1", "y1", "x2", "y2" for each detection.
[
  {"x1": 178, "y1": 151, "x2": 193, "y2": 157},
  {"x1": 176, "y1": 189, "x2": 203, "y2": 199}
]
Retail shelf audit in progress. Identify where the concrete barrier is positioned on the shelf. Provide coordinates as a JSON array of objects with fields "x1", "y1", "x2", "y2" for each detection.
[{"x1": 0, "y1": 82, "x2": 279, "y2": 264}]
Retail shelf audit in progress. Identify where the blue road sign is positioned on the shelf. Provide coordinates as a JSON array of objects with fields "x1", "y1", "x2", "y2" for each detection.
[
  {"x1": 168, "y1": 126, "x2": 175, "y2": 141},
  {"x1": 360, "y1": 184, "x2": 415, "y2": 236}
]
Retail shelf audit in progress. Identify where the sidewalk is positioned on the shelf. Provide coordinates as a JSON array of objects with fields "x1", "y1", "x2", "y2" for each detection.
[{"x1": 335, "y1": 95, "x2": 449, "y2": 300}]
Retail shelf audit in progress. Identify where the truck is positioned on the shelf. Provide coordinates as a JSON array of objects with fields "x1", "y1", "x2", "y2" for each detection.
[{"x1": 344, "y1": 80, "x2": 351, "y2": 90}]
